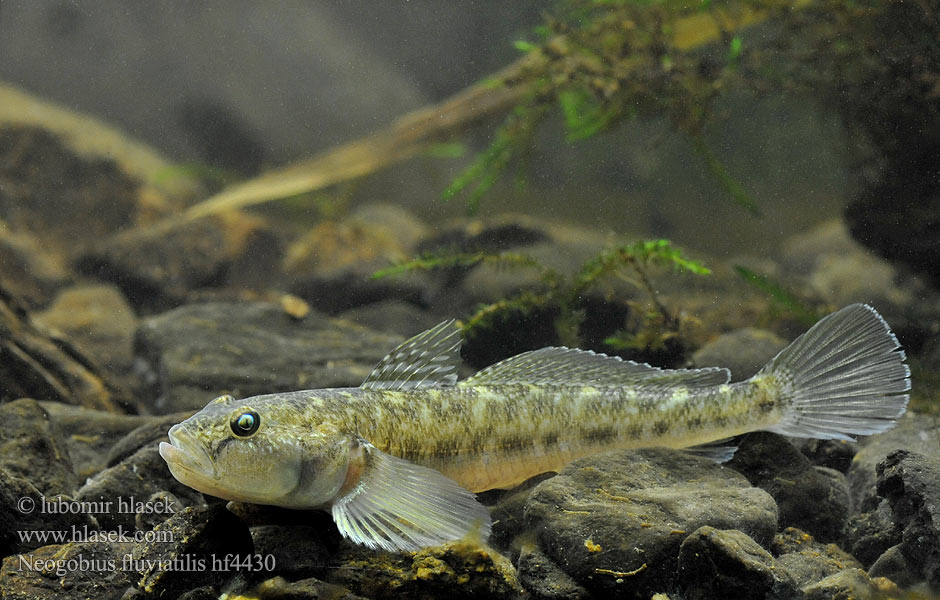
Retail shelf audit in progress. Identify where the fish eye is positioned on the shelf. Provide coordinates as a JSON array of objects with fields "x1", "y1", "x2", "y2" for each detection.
[{"x1": 230, "y1": 410, "x2": 261, "y2": 437}]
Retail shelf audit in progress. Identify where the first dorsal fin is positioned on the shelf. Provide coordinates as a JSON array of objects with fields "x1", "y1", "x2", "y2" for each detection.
[
  {"x1": 361, "y1": 320, "x2": 462, "y2": 390},
  {"x1": 460, "y1": 346, "x2": 730, "y2": 389}
]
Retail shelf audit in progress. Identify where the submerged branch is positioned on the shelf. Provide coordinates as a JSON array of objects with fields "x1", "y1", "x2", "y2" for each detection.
[{"x1": 175, "y1": 1, "x2": 810, "y2": 223}]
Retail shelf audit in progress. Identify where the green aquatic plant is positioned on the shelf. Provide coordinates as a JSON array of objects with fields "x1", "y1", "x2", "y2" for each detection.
[
  {"x1": 374, "y1": 238, "x2": 709, "y2": 358},
  {"x1": 733, "y1": 265, "x2": 821, "y2": 327},
  {"x1": 444, "y1": 0, "x2": 760, "y2": 214}
]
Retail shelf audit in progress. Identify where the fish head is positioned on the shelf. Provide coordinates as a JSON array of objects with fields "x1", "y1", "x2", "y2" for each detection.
[{"x1": 159, "y1": 394, "x2": 353, "y2": 508}]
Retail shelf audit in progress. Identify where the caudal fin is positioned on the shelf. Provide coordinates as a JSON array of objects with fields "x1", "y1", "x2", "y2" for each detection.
[{"x1": 759, "y1": 304, "x2": 910, "y2": 441}]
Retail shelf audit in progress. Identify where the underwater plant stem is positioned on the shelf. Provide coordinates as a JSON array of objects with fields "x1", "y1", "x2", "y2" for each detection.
[
  {"x1": 180, "y1": 53, "x2": 547, "y2": 222},
  {"x1": 174, "y1": 2, "x2": 814, "y2": 223}
]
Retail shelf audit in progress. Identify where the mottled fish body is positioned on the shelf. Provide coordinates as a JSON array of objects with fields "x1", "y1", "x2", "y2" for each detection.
[{"x1": 160, "y1": 304, "x2": 910, "y2": 552}]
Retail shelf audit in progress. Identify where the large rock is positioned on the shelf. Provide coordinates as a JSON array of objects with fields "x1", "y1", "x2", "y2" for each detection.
[
  {"x1": 524, "y1": 448, "x2": 778, "y2": 599},
  {"x1": 0, "y1": 470, "x2": 96, "y2": 557},
  {"x1": 130, "y1": 503, "x2": 254, "y2": 598},
  {"x1": 874, "y1": 450, "x2": 940, "y2": 591},
  {"x1": 249, "y1": 576, "x2": 367, "y2": 600},
  {"x1": 134, "y1": 301, "x2": 402, "y2": 413},
  {"x1": 728, "y1": 432, "x2": 850, "y2": 543},
  {"x1": 0, "y1": 125, "x2": 139, "y2": 255},
  {"x1": 847, "y1": 413, "x2": 940, "y2": 513},
  {"x1": 286, "y1": 205, "x2": 430, "y2": 314},
  {"x1": 676, "y1": 526, "x2": 799, "y2": 600},
  {"x1": 516, "y1": 545, "x2": 590, "y2": 600}
]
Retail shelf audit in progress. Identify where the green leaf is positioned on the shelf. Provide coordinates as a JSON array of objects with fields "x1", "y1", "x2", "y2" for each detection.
[{"x1": 733, "y1": 265, "x2": 819, "y2": 326}]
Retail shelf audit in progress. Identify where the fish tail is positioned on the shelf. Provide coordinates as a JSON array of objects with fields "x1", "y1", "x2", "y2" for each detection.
[{"x1": 758, "y1": 304, "x2": 910, "y2": 441}]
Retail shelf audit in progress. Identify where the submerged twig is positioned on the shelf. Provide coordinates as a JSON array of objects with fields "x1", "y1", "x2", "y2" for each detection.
[{"x1": 169, "y1": 1, "x2": 807, "y2": 224}]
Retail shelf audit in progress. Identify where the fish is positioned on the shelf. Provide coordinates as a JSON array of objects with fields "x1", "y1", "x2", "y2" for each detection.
[{"x1": 159, "y1": 303, "x2": 910, "y2": 552}]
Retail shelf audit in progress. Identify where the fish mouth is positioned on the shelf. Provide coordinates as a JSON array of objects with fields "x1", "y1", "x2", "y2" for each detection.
[{"x1": 159, "y1": 424, "x2": 218, "y2": 480}]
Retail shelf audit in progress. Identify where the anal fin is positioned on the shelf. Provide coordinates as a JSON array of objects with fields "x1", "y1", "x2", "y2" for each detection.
[{"x1": 683, "y1": 437, "x2": 739, "y2": 463}]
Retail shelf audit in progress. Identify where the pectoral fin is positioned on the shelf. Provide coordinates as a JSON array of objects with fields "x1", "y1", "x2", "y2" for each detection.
[{"x1": 330, "y1": 442, "x2": 491, "y2": 552}]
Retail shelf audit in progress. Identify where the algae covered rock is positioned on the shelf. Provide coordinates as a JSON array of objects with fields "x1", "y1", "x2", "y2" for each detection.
[
  {"x1": 329, "y1": 541, "x2": 522, "y2": 600},
  {"x1": 516, "y1": 544, "x2": 590, "y2": 600},
  {"x1": 524, "y1": 448, "x2": 778, "y2": 599},
  {"x1": 771, "y1": 527, "x2": 863, "y2": 589},
  {"x1": 0, "y1": 540, "x2": 134, "y2": 600}
]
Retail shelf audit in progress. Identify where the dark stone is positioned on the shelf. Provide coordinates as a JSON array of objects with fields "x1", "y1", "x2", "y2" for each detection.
[
  {"x1": 0, "y1": 398, "x2": 78, "y2": 496},
  {"x1": 516, "y1": 545, "x2": 590, "y2": 600},
  {"x1": 845, "y1": 151, "x2": 940, "y2": 286},
  {"x1": 77, "y1": 212, "x2": 282, "y2": 313},
  {"x1": 290, "y1": 272, "x2": 428, "y2": 316},
  {"x1": 845, "y1": 500, "x2": 902, "y2": 568},
  {"x1": 134, "y1": 301, "x2": 403, "y2": 413},
  {"x1": 0, "y1": 540, "x2": 133, "y2": 600},
  {"x1": 846, "y1": 413, "x2": 940, "y2": 514},
  {"x1": 525, "y1": 448, "x2": 778, "y2": 599},
  {"x1": 875, "y1": 450, "x2": 940, "y2": 590},
  {"x1": 793, "y1": 438, "x2": 857, "y2": 474},
  {"x1": 728, "y1": 432, "x2": 850, "y2": 543},
  {"x1": 676, "y1": 526, "x2": 799, "y2": 600},
  {"x1": 338, "y1": 300, "x2": 440, "y2": 337},
  {"x1": 175, "y1": 97, "x2": 266, "y2": 175},
  {"x1": 0, "y1": 286, "x2": 121, "y2": 411},
  {"x1": 75, "y1": 446, "x2": 204, "y2": 531},
  {"x1": 485, "y1": 472, "x2": 555, "y2": 554},
  {"x1": 417, "y1": 221, "x2": 549, "y2": 257},
  {"x1": 249, "y1": 525, "x2": 335, "y2": 578},
  {"x1": 0, "y1": 470, "x2": 97, "y2": 556},
  {"x1": 130, "y1": 503, "x2": 254, "y2": 598}
]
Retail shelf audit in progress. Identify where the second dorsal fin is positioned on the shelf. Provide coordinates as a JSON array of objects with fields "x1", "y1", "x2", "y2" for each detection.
[{"x1": 460, "y1": 346, "x2": 729, "y2": 389}]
